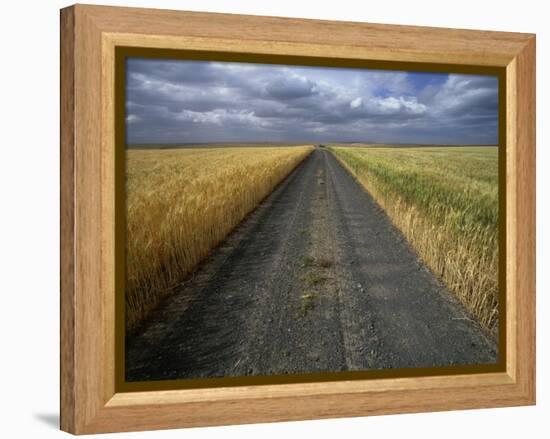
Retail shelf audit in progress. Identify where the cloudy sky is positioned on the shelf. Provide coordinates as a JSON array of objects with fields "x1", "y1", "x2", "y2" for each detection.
[{"x1": 125, "y1": 58, "x2": 499, "y2": 145}]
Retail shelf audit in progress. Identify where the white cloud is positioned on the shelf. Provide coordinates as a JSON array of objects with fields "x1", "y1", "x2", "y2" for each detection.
[
  {"x1": 370, "y1": 96, "x2": 426, "y2": 115},
  {"x1": 399, "y1": 97, "x2": 427, "y2": 114},
  {"x1": 350, "y1": 97, "x2": 362, "y2": 109},
  {"x1": 126, "y1": 114, "x2": 141, "y2": 123},
  {"x1": 176, "y1": 109, "x2": 268, "y2": 127},
  {"x1": 377, "y1": 97, "x2": 400, "y2": 111}
]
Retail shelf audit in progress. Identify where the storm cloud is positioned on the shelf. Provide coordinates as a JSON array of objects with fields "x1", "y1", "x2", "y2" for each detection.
[{"x1": 125, "y1": 58, "x2": 499, "y2": 145}]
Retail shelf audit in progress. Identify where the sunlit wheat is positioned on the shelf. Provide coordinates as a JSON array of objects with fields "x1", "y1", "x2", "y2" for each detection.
[
  {"x1": 126, "y1": 146, "x2": 314, "y2": 330},
  {"x1": 331, "y1": 146, "x2": 498, "y2": 335}
]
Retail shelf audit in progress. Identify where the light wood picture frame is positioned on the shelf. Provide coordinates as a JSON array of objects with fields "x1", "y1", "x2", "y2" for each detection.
[{"x1": 60, "y1": 4, "x2": 536, "y2": 434}]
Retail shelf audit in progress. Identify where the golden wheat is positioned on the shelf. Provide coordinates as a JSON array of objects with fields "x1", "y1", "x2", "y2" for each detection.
[
  {"x1": 126, "y1": 146, "x2": 313, "y2": 330},
  {"x1": 331, "y1": 146, "x2": 499, "y2": 335}
]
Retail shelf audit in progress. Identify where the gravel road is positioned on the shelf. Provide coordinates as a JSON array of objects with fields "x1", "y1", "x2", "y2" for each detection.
[{"x1": 125, "y1": 149, "x2": 497, "y2": 382}]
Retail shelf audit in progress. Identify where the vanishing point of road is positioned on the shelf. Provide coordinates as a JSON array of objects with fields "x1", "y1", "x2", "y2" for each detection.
[{"x1": 126, "y1": 149, "x2": 497, "y2": 381}]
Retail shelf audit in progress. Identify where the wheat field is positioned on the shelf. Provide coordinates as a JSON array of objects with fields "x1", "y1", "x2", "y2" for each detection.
[
  {"x1": 126, "y1": 146, "x2": 313, "y2": 330},
  {"x1": 331, "y1": 146, "x2": 499, "y2": 335}
]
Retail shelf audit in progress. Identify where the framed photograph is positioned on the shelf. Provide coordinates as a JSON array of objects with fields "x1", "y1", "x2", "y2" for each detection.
[{"x1": 60, "y1": 4, "x2": 536, "y2": 434}]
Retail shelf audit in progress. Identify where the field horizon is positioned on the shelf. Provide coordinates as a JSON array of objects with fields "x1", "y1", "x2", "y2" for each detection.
[{"x1": 127, "y1": 142, "x2": 499, "y2": 150}]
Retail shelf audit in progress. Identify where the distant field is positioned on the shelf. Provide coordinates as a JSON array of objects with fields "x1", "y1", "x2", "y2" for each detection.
[
  {"x1": 331, "y1": 146, "x2": 499, "y2": 334},
  {"x1": 127, "y1": 142, "x2": 310, "y2": 150},
  {"x1": 126, "y1": 146, "x2": 313, "y2": 330},
  {"x1": 325, "y1": 143, "x2": 497, "y2": 149}
]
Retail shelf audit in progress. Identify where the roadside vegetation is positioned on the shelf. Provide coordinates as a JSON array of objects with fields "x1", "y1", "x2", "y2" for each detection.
[
  {"x1": 126, "y1": 146, "x2": 313, "y2": 330},
  {"x1": 330, "y1": 146, "x2": 499, "y2": 335}
]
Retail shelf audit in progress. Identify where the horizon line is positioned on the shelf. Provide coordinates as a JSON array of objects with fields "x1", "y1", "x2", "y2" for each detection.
[{"x1": 126, "y1": 141, "x2": 499, "y2": 147}]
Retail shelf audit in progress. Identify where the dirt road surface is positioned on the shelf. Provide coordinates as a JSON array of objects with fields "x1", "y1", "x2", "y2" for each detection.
[{"x1": 126, "y1": 149, "x2": 497, "y2": 381}]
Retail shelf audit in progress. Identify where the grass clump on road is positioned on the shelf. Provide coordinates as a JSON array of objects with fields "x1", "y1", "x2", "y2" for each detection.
[
  {"x1": 331, "y1": 146, "x2": 499, "y2": 335},
  {"x1": 302, "y1": 255, "x2": 333, "y2": 269},
  {"x1": 302, "y1": 272, "x2": 327, "y2": 287},
  {"x1": 302, "y1": 255, "x2": 315, "y2": 267},
  {"x1": 300, "y1": 292, "x2": 317, "y2": 315},
  {"x1": 126, "y1": 146, "x2": 313, "y2": 330},
  {"x1": 315, "y1": 257, "x2": 333, "y2": 268}
]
